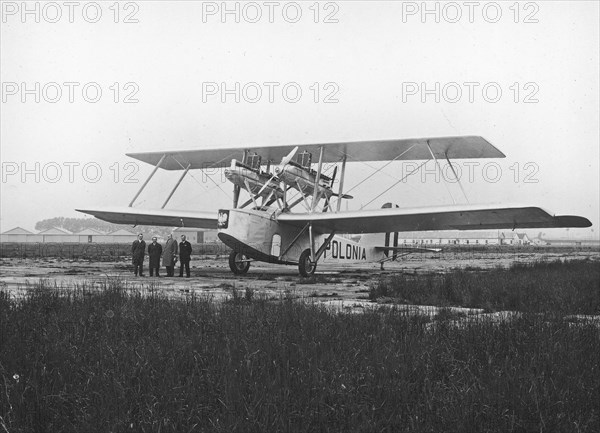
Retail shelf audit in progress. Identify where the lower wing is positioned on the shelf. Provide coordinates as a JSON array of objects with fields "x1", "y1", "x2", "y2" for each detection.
[
  {"x1": 277, "y1": 204, "x2": 592, "y2": 233},
  {"x1": 76, "y1": 207, "x2": 218, "y2": 229}
]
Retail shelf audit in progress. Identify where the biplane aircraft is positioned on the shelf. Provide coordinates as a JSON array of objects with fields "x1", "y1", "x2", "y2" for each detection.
[{"x1": 77, "y1": 136, "x2": 591, "y2": 276}]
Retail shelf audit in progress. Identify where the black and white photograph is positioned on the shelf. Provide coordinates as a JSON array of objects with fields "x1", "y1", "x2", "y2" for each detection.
[{"x1": 1, "y1": 1, "x2": 599, "y2": 431}]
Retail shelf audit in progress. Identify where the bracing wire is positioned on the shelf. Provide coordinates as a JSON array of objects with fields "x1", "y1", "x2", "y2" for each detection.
[
  {"x1": 171, "y1": 155, "x2": 233, "y2": 201},
  {"x1": 360, "y1": 160, "x2": 429, "y2": 209}
]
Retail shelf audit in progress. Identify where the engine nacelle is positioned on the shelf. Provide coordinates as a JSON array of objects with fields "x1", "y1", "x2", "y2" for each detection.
[
  {"x1": 225, "y1": 159, "x2": 283, "y2": 199},
  {"x1": 275, "y1": 163, "x2": 333, "y2": 199}
]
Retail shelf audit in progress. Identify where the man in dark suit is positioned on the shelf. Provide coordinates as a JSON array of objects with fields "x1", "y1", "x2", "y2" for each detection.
[
  {"x1": 147, "y1": 236, "x2": 163, "y2": 277},
  {"x1": 131, "y1": 233, "x2": 146, "y2": 276},
  {"x1": 178, "y1": 235, "x2": 192, "y2": 277}
]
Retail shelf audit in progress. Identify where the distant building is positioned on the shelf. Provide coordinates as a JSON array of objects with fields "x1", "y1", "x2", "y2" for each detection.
[
  {"x1": 74, "y1": 228, "x2": 104, "y2": 243},
  {"x1": 497, "y1": 232, "x2": 531, "y2": 246},
  {"x1": 0, "y1": 227, "x2": 34, "y2": 243},
  {"x1": 37, "y1": 227, "x2": 75, "y2": 243},
  {"x1": 103, "y1": 229, "x2": 138, "y2": 244},
  {"x1": 172, "y1": 228, "x2": 199, "y2": 243},
  {"x1": 1, "y1": 226, "x2": 220, "y2": 244},
  {"x1": 512, "y1": 233, "x2": 531, "y2": 245},
  {"x1": 173, "y1": 228, "x2": 219, "y2": 243},
  {"x1": 395, "y1": 230, "x2": 534, "y2": 246},
  {"x1": 202, "y1": 230, "x2": 219, "y2": 243},
  {"x1": 398, "y1": 230, "x2": 504, "y2": 246},
  {"x1": 0, "y1": 227, "x2": 138, "y2": 243}
]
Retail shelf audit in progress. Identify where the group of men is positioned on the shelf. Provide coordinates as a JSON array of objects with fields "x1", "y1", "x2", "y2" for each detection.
[{"x1": 131, "y1": 233, "x2": 193, "y2": 277}]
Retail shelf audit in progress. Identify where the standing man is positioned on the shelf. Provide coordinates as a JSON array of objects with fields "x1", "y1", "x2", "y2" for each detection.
[
  {"x1": 147, "y1": 236, "x2": 163, "y2": 277},
  {"x1": 162, "y1": 233, "x2": 178, "y2": 277},
  {"x1": 178, "y1": 234, "x2": 192, "y2": 278},
  {"x1": 131, "y1": 233, "x2": 146, "y2": 277}
]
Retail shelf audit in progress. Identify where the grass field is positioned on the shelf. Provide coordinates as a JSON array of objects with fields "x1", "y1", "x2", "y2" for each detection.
[
  {"x1": 370, "y1": 259, "x2": 600, "y2": 315},
  {"x1": 1, "y1": 261, "x2": 599, "y2": 432}
]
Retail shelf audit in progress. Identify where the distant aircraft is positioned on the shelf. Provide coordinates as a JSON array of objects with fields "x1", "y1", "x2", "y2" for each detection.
[{"x1": 77, "y1": 136, "x2": 591, "y2": 276}]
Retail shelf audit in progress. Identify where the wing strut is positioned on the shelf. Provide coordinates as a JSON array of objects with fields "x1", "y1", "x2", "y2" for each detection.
[
  {"x1": 426, "y1": 140, "x2": 456, "y2": 205},
  {"x1": 315, "y1": 232, "x2": 336, "y2": 262},
  {"x1": 129, "y1": 153, "x2": 166, "y2": 207},
  {"x1": 445, "y1": 153, "x2": 470, "y2": 203},
  {"x1": 296, "y1": 180, "x2": 311, "y2": 210},
  {"x1": 233, "y1": 150, "x2": 248, "y2": 208},
  {"x1": 287, "y1": 195, "x2": 305, "y2": 211},
  {"x1": 161, "y1": 163, "x2": 191, "y2": 209},
  {"x1": 309, "y1": 223, "x2": 316, "y2": 261},
  {"x1": 244, "y1": 179, "x2": 260, "y2": 209},
  {"x1": 311, "y1": 146, "x2": 325, "y2": 212},
  {"x1": 335, "y1": 156, "x2": 347, "y2": 212}
]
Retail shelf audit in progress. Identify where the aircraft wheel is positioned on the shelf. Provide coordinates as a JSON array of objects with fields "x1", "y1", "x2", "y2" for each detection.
[
  {"x1": 229, "y1": 251, "x2": 250, "y2": 275},
  {"x1": 298, "y1": 249, "x2": 317, "y2": 277}
]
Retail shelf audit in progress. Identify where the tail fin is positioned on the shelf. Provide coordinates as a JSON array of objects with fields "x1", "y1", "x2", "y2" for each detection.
[{"x1": 359, "y1": 203, "x2": 400, "y2": 259}]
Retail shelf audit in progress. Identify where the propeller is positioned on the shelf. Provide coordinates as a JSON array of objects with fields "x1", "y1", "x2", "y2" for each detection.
[
  {"x1": 281, "y1": 146, "x2": 299, "y2": 167},
  {"x1": 329, "y1": 165, "x2": 352, "y2": 199},
  {"x1": 257, "y1": 146, "x2": 299, "y2": 196}
]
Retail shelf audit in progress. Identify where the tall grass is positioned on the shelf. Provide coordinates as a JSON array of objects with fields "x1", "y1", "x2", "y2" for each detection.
[
  {"x1": 1, "y1": 278, "x2": 599, "y2": 432},
  {"x1": 370, "y1": 259, "x2": 600, "y2": 314}
]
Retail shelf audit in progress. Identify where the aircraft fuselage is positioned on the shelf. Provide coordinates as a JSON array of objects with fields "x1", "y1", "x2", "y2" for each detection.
[{"x1": 217, "y1": 208, "x2": 381, "y2": 266}]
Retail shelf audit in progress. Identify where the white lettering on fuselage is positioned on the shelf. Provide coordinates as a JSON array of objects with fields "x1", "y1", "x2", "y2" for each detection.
[{"x1": 324, "y1": 239, "x2": 366, "y2": 261}]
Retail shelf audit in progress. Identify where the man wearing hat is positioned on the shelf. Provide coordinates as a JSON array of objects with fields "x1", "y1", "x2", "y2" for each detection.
[
  {"x1": 148, "y1": 236, "x2": 163, "y2": 277},
  {"x1": 131, "y1": 233, "x2": 146, "y2": 277},
  {"x1": 178, "y1": 235, "x2": 193, "y2": 278},
  {"x1": 162, "y1": 233, "x2": 178, "y2": 277}
]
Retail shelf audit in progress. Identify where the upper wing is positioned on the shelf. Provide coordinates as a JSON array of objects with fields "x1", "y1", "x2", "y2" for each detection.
[
  {"x1": 277, "y1": 204, "x2": 592, "y2": 234},
  {"x1": 127, "y1": 136, "x2": 504, "y2": 170},
  {"x1": 76, "y1": 207, "x2": 218, "y2": 229}
]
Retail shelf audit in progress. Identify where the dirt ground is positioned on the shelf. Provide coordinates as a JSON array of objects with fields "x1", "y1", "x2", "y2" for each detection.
[{"x1": 2, "y1": 249, "x2": 598, "y2": 311}]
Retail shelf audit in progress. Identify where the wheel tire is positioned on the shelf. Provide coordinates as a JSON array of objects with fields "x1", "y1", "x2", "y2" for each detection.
[
  {"x1": 229, "y1": 251, "x2": 250, "y2": 275},
  {"x1": 298, "y1": 249, "x2": 317, "y2": 277}
]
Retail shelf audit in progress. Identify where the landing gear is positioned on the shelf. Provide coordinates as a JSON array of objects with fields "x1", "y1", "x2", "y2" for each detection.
[
  {"x1": 229, "y1": 251, "x2": 250, "y2": 275},
  {"x1": 298, "y1": 249, "x2": 317, "y2": 277}
]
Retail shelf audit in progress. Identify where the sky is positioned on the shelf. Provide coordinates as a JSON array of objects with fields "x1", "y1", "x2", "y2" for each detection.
[{"x1": 1, "y1": 1, "x2": 598, "y2": 239}]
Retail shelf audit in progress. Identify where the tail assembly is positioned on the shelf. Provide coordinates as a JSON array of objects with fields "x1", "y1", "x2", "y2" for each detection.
[
  {"x1": 359, "y1": 203, "x2": 441, "y2": 270},
  {"x1": 359, "y1": 203, "x2": 400, "y2": 258}
]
